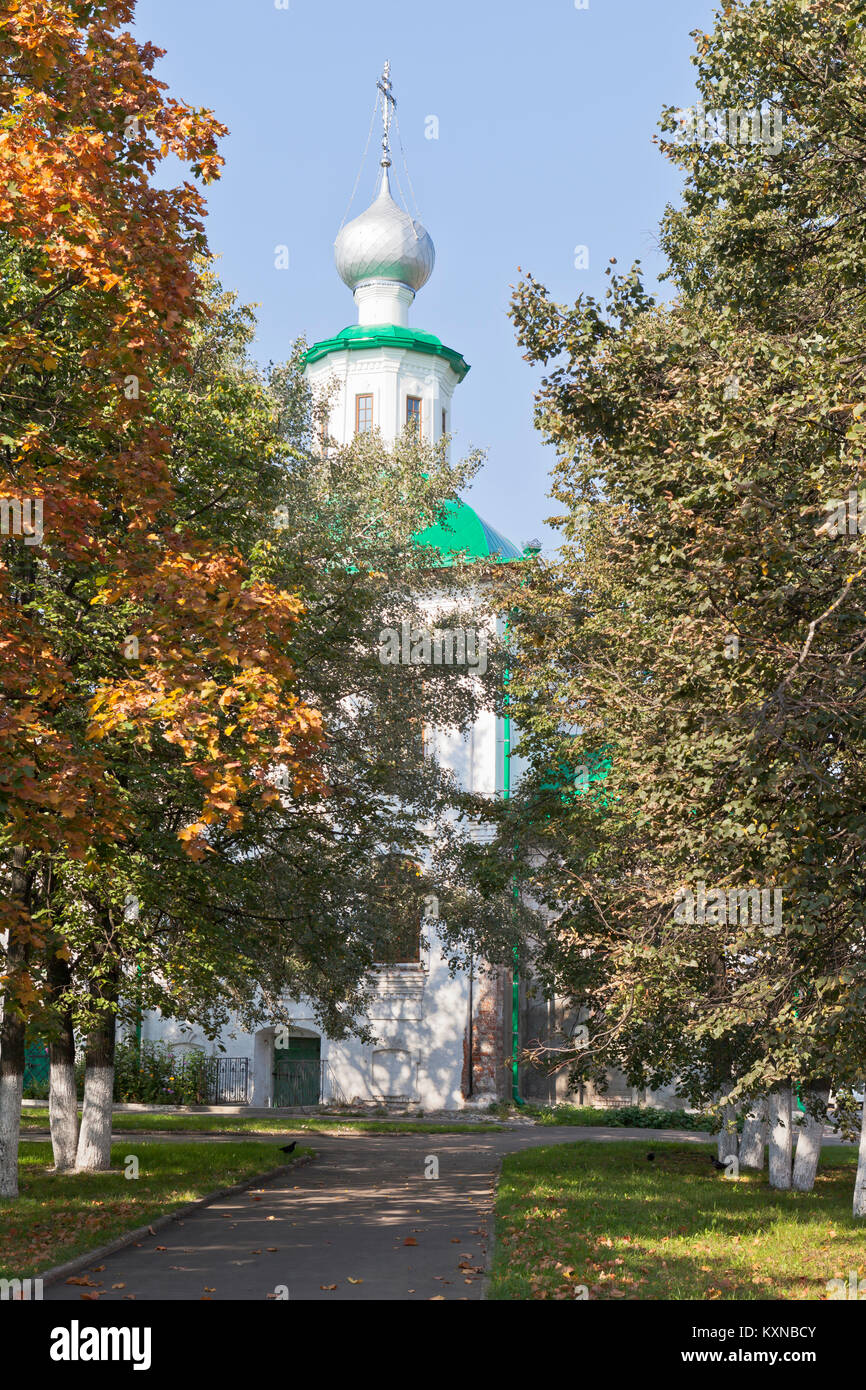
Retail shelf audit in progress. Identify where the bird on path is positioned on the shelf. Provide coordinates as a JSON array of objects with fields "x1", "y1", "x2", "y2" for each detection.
[{"x1": 278, "y1": 1141, "x2": 297, "y2": 1155}]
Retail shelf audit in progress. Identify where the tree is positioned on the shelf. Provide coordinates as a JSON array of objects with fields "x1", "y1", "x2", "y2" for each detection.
[
  {"x1": 0, "y1": 0, "x2": 324, "y2": 1188},
  {"x1": 472, "y1": 0, "x2": 866, "y2": 1211},
  {"x1": 19, "y1": 264, "x2": 515, "y2": 1171}
]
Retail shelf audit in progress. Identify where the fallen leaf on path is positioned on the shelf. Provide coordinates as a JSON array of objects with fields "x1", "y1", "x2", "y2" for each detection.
[
  {"x1": 320, "y1": 1284, "x2": 337, "y2": 1291},
  {"x1": 66, "y1": 1277, "x2": 99, "y2": 1287},
  {"x1": 347, "y1": 1277, "x2": 362, "y2": 1284},
  {"x1": 403, "y1": 1238, "x2": 418, "y2": 1246},
  {"x1": 111, "y1": 1284, "x2": 125, "y2": 1290}
]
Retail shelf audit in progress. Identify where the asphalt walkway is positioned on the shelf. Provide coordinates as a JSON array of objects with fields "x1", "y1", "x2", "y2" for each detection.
[{"x1": 41, "y1": 1126, "x2": 713, "y2": 1302}]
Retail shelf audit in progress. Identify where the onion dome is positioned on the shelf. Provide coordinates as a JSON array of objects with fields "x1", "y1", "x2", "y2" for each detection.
[{"x1": 335, "y1": 164, "x2": 435, "y2": 294}]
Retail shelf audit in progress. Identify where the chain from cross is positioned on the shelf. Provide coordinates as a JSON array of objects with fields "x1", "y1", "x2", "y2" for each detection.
[{"x1": 377, "y1": 59, "x2": 396, "y2": 166}]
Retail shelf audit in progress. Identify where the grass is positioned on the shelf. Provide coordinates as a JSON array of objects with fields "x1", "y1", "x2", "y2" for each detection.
[
  {"x1": 0, "y1": 1140, "x2": 311, "y2": 1280},
  {"x1": 489, "y1": 1140, "x2": 864, "y2": 1300},
  {"x1": 19, "y1": 1107, "x2": 502, "y2": 1137}
]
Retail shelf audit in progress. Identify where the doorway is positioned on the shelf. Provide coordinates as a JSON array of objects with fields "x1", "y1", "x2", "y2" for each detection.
[{"x1": 273, "y1": 1034, "x2": 321, "y2": 1106}]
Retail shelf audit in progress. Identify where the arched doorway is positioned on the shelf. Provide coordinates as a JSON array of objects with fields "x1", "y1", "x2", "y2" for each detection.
[{"x1": 273, "y1": 1032, "x2": 321, "y2": 1106}]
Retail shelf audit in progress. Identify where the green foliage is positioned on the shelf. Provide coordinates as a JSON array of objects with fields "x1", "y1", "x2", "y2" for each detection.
[
  {"x1": 17, "y1": 270, "x2": 516, "y2": 1055},
  {"x1": 529, "y1": 1104, "x2": 715, "y2": 1131},
  {"x1": 108, "y1": 1040, "x2": 219, "y2": 1106},
  {"x1": 477, "y1": 0, "x2": 866, "y2": 1115}
]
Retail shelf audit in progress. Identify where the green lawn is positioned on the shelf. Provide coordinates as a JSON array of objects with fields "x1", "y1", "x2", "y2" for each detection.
[
  {"x1": 19, "y1": 1108, "x2": 501, "y2": 1136},
  {"x1": 489, "y1": 1140, "x2": 865, "y2": 1300},
  {"x1": 0, "y1": 1141, "x2": 311, "y2": 1280}
]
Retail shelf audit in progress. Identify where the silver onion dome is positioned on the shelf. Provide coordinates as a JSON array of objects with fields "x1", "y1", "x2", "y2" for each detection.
[{"x1": 335, "y1": 164, "x2": 435, "y2": 293}]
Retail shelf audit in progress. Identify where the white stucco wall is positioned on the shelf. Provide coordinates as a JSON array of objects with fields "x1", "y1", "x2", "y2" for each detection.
[{"x1": 305, "y1": 345, "x2": 459, "y2": 447}]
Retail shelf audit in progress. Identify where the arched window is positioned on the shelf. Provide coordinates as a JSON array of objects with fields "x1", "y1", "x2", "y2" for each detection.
[{"x1": 372, "y1": 854, "x2": 424, "y2": 964}]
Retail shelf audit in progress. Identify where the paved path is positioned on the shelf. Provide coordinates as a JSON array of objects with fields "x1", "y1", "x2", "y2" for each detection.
[
  {"x1": 40, "y1": 1127, "x2": 713, "y2": 1303},
  {"x1": 41, "y1": 1126, "x2": 853, "y2": 1302}
]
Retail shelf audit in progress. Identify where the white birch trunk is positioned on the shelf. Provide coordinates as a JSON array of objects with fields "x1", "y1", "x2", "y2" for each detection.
[
  {"x1": 717, "y1": 1103, "x2": 739, "y2": 1162},
  {"x1": 739, "y1": 1097, "x2": 768, "y2": 1170},
  {"x1": 853, "y1": 1089, "x2": 866, "y2": 1217},
  {"x1": 768, "y1": 1083, "x2": 793, "y2": 1189},
  {"x1": 792, "y1": 1086, "x2": 829, "y2": 1193},
  {"x1": 75, "y1": 1064, "x2": 115, "y2": 1171},
  {"x1": 49, "y1": 1032, "x2": 79, "y2": 1172},
  {"x1": 0, "y1": 1067, "x2": 23, "y2": 1199}
]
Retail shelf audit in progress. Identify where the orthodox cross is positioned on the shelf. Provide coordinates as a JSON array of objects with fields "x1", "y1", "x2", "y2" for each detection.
[{"x1": 377, "y1": 60, "x2": 396, "y2": 167}]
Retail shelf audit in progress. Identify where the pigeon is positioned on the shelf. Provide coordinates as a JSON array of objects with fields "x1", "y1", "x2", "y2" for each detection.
[
  {"x1": 646, "y1": 1152, "x2": 655, "y2": 1161},
  {"x1": 710, "y1": 1154, "x2": 729, "y2": 1171},
  {"x1": 278, "y1": 1141, "x2": 297, "y2": 1155}
]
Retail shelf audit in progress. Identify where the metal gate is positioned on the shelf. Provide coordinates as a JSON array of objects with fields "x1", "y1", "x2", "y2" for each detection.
[{"x1": 273, "y1": 1036, "x2": 321, "y2": 1106}]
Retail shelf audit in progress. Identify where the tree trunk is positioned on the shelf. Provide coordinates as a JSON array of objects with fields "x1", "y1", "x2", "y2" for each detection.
[
  {"x1": 740, "y1": 1097, "x2": 768, "y2": 1170},
  {"x1": 717, "y1": 1103, "x2": 739, "y2": 1162},
  {"x1": 0, "y1": 1007, "x2": 25, "y2": 1200},
  {"x1": 792, "y1": 1085, "x2": 829, "y2": 1194},
  {"x1": 768, "y1": 1083, "x2": 793, "y2": 1189},
  {"x1": 75, "y1": 960, "x2": 119, "y2": 1173},
  {"x1": 853, "y1": 1088, "x2": 866, "y2": 1218},
  {"x1": 49, "y1": 1011, "x2": 78, "y2": 1172},
  {"x1": 0, "y1": 846, "x2": 32, "y2": 1200}
]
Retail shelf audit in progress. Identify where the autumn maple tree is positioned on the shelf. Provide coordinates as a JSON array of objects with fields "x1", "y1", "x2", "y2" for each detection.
[{"x1": 0, "y1": 1, "x2": 321, "y2": 1193}]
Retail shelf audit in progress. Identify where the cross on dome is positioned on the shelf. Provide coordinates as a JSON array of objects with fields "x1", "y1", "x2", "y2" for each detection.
[{"x1": 334, "y1": 63, "x2": 435, "y2": 315}]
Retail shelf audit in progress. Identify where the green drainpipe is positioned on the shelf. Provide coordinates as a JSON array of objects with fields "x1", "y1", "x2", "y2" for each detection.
[
  {"x1": 503, "y1": 672, "x2": 524, "y2": 1107},
  {"x1": 136, "y1": 961, "x2": 143, "y2": 1063}
]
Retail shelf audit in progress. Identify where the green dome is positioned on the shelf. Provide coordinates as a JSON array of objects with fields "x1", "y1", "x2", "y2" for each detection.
[
  {"x1": 413, "y1": 498, "x2": 523, "y2": 565},
  {"x1": 304, "y1": 325, "x2": 470, "y2": 381}
]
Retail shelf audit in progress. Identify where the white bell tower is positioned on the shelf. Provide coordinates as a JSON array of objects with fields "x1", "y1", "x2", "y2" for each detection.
[{"x1": 304, "y1": 62, "x2": 469, "y2": 449}]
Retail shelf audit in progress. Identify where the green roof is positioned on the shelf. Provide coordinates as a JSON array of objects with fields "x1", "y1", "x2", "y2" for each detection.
[
  {"x1": 304, "y1": 325, "x2": 470, "y2": 381},
  {"x1": 413, "y1": 498, "x2": 523, "y2": 565}
]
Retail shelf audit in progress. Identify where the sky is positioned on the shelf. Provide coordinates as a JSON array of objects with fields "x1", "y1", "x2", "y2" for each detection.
[{"x1": 133, "y1": 0, "x2": 720, "y2": 554}]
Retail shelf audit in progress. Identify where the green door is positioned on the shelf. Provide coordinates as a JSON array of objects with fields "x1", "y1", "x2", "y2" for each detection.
[{"x1": 273, "y1": 1035, "x2": 321, "y2": 1106}]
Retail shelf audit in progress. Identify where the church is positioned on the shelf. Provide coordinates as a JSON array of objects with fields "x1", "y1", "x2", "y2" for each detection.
[
  {"x1": 139, "y1": 66, "x2": 672, "y2": 1115},
  {"x1": 139, "y1": 62, "x2": 683, "y2": 1117},
  {"x1": 141, "y1": 65, "x2": 532, "y2": 1111}
]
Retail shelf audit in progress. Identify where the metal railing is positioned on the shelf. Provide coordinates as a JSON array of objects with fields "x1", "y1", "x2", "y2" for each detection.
[
  {"x1": 209, "y1": 1056, "x2": 250, "y2": 1105},
  {"x1": 166, "y1": 1054, "x2": 250, "y2": 1105}
]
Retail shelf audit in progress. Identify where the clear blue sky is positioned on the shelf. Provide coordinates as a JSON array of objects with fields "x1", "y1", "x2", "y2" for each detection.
[{"x1": 134, "y1": 0, "x2": 719, "y2": 554}]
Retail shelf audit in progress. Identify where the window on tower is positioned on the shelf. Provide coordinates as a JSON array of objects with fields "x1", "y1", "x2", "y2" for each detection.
[
  {"x1": 406, "y1": 396, "x2": 422, "y2": 434},
  {"x1": 441, "y1": 408, "x2": 447, "y2": 436},
  {"x1": 355, "y1": 393, "x2": 373, "y2": 434}
]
